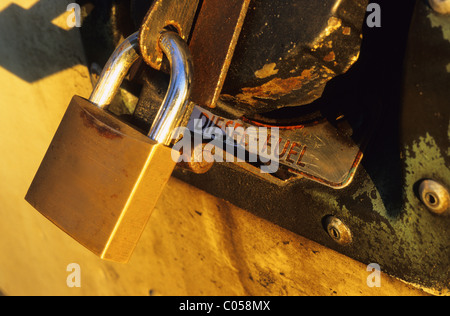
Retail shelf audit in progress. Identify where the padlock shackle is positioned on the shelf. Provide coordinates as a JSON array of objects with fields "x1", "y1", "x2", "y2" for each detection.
[
  {"x1": 90, "y1": 30, "x2": 193, "y2": 147},
  {"x1": 89, "y1": 32, "x2": 140, "y2": 108},
  {"x1": 148, "y1": 31, "x2": 193, "y2": 146}
]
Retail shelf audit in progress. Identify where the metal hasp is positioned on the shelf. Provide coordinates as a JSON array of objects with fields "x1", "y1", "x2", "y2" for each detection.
[
  {"x1": 184, "y1": 106, "x2": 362, "y2": 188},
  {"x1": 138, "y1": 0, "x2": 252, "y2": 110},
  {"x1": 135, "y1": 0, "x2": 368, "y2": 116},
  {"x1": 188, "y1": 0, "x2": 251, "y2": 109},
  {"x1": 139, "y1": 0, "x2": 201, "y2": 70},
  {"x1": 26, "y1": 31, "x2": 193, "y2": 263}
]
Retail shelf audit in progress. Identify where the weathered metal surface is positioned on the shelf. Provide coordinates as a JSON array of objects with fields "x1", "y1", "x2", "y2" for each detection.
[
  {"x1": 138, "y1": 0, "x2": 200, "y2": 70},
  {"x1": 1, "y1": 0, "x2": 431, "y2": 297},
  {"x1": 189, "y1": 0, "x2": 251, "y2": 109},
  {"x1": 134, "y1": 0, "x2": 368, "y2": 118},
  {"x1": 173, "y1": 1, "x2": 450, "y2": 293},
  {"x1": 75, "y1": 0, "x2": 448, "y2": 292},
  {"x1": 218, "y1": 0, "x2": 368, "y2": 116}
]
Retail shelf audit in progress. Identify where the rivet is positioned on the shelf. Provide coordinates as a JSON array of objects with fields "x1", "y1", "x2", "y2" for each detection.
[
  {"x1": 418, "y1": 179, "x2": 449, "y2": 215},
  {"x1": 429, "y1": 0, "x2": 450, "y2": 14},
  {"x1": 324, "y1": 216, "x2": 353, "y2": 245}
]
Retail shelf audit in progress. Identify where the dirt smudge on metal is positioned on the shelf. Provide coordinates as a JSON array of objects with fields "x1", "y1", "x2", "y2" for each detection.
[
  {"x1": 80, "y1": 110, "x2": 123, "y2": 140},
  {"x1": 233, "y1": 68, "x2": 317, "y2": 106}
]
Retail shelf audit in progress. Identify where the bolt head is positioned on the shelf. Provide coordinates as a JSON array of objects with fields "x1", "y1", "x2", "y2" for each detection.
[
  {"x1": 418, "y1": 180, "x2": 450, "y2": 215},
  {"x1": 429, "y1": 0, "x2": 450, "y2": 15},
  {"x1": 324, "y1": 216, "x2": 352, "y2": 246}
]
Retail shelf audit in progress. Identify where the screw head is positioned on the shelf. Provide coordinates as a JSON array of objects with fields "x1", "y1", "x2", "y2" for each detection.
[
  {"x1": 429, "y1": 0, "x2": 450, "y2": 15},
  {"x1": 177, "y1": 143, "x2": 214, "y2": 174},
  {"x1": 324, "y1": 216, "x2": 353, "y2": 246},
  {"x1": 418, "y1": 180, "x2": 450, "y2": 215}
]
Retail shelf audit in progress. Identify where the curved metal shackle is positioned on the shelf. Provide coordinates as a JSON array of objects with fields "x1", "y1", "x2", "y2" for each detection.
[
  {"x1": 89, "y1": 30, "x2": 193, "y2": 146},
  {"x1": 89, "y1": 31, "x2": 140, "y2": 108},
  {"x1": 148, "y1": 31, "x2": 193, "y2": 146}
]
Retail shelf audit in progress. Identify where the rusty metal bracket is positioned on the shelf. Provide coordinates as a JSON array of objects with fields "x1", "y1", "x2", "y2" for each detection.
[
  {"x1": 138, "y1": 0, "x2": 201, "y2": 70},
  {"x1": 189, "y1": 0, "x2": 251, "y2": 109},
  {"x1": 139, "y1": 0, "x2": 251, "y2": 109}
]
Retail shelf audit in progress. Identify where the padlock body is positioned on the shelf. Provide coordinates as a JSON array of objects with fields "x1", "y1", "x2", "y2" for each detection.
[{"x1": 26, "y1": 96, "x2": 177, "y2": 263}]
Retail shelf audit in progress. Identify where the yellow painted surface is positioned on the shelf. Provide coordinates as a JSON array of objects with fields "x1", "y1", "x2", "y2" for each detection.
[{"x1": 0, "y1": 0, "x2": 429, "y2": 296}]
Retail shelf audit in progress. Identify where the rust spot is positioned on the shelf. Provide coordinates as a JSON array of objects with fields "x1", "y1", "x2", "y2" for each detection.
[
  {"x1": 80, "y1": 110, "x2": 123, "y2": 140},
  {"x1": 342, "y1": 27, "x2": 351, "y2": 35},
  {"x1": 235, "y1": 69, "x2": 316, "y2": 105},
  {"x1": 165, "y1": 20, "x2": 183, "y2": 38},
  {"x1": 323, "y1": 51, "x2": 336, "y2": 62}
]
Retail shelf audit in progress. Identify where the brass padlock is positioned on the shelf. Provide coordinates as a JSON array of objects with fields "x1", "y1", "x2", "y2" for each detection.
[{"x1": 26, "y1": 31, "x2": 193, "y2": 263}]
